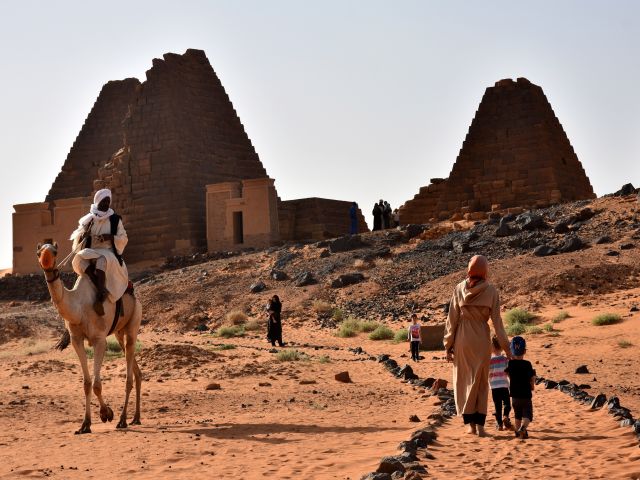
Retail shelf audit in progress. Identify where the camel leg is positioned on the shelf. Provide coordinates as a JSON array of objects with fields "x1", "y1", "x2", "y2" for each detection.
[
  {"x1": 91, "y1": 337, "x2": 114, "y2": 423},
  {"x1": 116, "y1": 332, "x2": 136, "y2": 429},
  {"x1": 70, "y1": 335, "x2": 92, "y2": 434},
  {"x1": 116, "y1": 330, "x2": 142, "y2": 425}
]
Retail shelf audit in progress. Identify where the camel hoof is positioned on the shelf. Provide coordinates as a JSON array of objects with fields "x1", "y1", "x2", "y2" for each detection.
[
  {"x1": 100, "y1": 406, "x2": 114, "y2": 423},
  {"x1": 75, "y1": 424, "x2": 91, "y2": 434},
  {"x1": 131, "y1": 417, "x2": 141, "y2": 425},
  {"x1": 116, "y1": 419, "x2": 128, "y2": 429}
]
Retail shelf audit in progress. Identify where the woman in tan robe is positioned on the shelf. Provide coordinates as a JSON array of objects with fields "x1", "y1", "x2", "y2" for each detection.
[{"x1": 443, "y1": 255, "x2": 511, "y2": 436}]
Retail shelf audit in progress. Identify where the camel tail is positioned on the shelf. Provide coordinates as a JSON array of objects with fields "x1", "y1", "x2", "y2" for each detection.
[{"x1": 54, "y1": 329, "x2": 71, "y2": 351}]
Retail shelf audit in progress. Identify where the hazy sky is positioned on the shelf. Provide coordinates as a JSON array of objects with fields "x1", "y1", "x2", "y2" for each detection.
[{"x1": 1, "y1": 0, "x2": 639, "y2": 269}]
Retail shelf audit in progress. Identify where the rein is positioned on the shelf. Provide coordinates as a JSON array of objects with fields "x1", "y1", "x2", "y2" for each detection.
[{"x1": 43, "y1": 267, "x2": 60, "y2": 283}]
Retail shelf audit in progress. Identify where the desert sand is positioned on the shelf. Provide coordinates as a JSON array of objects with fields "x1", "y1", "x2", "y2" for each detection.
[{"x1": 1, "y1": 196, "x2": 640, "y2": 479}]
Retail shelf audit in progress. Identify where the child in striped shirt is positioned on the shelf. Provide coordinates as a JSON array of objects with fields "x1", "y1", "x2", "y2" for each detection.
[{"x1": 489, "y1": 336, "x2": 512, "y2": 431}]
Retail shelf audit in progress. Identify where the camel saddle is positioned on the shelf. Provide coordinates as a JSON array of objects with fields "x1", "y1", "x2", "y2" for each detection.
[{"x1": 85, "y1": 263, "x2": 134, "y2": 335}]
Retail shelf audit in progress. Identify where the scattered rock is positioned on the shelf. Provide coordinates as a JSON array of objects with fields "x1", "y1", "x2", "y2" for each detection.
[
  {"x1": 331, "y1": 273, "x2": 365, "y2": 288},
  {"x1": 376, "y1": 456, "x2": 405, "y2": 475},
  {"x1": 334, "y1": 371, "x2": 352, "y2": 383},
  {"x1": 258, "y1": 382, "x2": 272, "y2": 387},
  {"x1": 575, "y1": 365, "x2": 589, "y2": 374},
  {"x1": 319, "y1": 249, "x2": 331, "y2": 258},
  {"x1": 299, "y1": 380, "x2": 317, "y2": 385},
  {"x1": 559, "y1": 235, "x2": 585, "y2": 253},
  {"x1": 295, "y1": 272, "x2": 316, "y2": 287},
  {"x1": 431, "y1": 379, "x2": 448, "y2": 392},
  {"x1": 494, "y1": 223, "x2": 517, "y2": 237},
  {"x1": 270, "y1": 270, "x2": 288, "y2": 281},
  {"x1": 205, "y1": 383, "x2": 221, "y2": 391},
  {"x1": 403, "y1": 224, "x2": 426, "y2": 240},
  {"x1": 605, "y1": 250, "x2": 620, "y2": 257},
  {"x1": 409, "y1": 414, "x2": 420, "y2": 422},
  {"x1": 575, "y1": 207, "x2": 595, "y2": 222},
  {"x1": 518, "y1": 212, "x2": 548, "y2": 231},
  {"x1": 361, "y1": 473, "x2": 392, "y2": 480},
  {"x1": 553, "y1": 218, "x2": 572, "y2": 234},
  {"x1": 398, "y1": 365, "x2": 419, "y2": 381},
  {"x1": 614, "y1": 183, "x2": 637, "y2": 196},
  {"x1": 620, "y1": 243, "x2": 635, "y2": 250},
  {"x1": 533, "y1": 245, "x2": 556, "y2": 257},
  {"x1": 594, "y1": 235, "x2": 612, "y2": 244},
  {"x1": 328, "y1": 235, "x2": 368, "y2": 253},
  {"x1": 249, "y1": 281, "x2": 266, "y2": 293},
  {"x1": 544, "y1": 380, "x2": 558, "y2": 389}
]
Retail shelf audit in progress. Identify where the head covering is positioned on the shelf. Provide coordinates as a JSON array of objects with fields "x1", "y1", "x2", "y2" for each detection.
[
  {"x1": 510, "y1": 336, "x2": 526, "y2": 356},
  {"x1": 467, "y1": 255, "x2": 488, "y2": 279},
  {"x1": 94, "y1": 188, "x2": 111, "y2": 206}
]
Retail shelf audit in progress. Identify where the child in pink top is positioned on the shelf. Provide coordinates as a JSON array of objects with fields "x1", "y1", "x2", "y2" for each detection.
[
  {"x1": 489, "y1": 336, "x2": 512, "y2": 431},
  {"x1": 407, "y1": 314, "x2": 421, "y2": 362}
]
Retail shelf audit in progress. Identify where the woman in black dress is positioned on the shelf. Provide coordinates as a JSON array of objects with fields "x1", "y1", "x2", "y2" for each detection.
[{"x1": 266, "y1": 295, "x2": 284, "y2": 347}]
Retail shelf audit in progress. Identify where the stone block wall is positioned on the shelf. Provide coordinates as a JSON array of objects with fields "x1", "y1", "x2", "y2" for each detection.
[
  {"x1": 400, "y1": 78, "x2": 596, "y2": 223},
  {"x1": 278, "y1": 198, "x2": 368, "y2": 241}
]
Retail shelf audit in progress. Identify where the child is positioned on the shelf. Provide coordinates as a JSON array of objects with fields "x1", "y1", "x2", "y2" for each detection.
[
  {"x1": 506, "y1": 336, "x2": 536, "y2": 439},
  {"x1": 489, "y1": 336, "x2": 512, "y2": 431},
  {"x1": 407, "y1": 314, "x2": 421, "y2": 362}
]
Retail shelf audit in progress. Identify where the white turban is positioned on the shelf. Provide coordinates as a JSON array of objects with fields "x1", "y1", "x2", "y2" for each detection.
[{"x1": 94, "y1": 188, "x2": 112, "y2": 205}]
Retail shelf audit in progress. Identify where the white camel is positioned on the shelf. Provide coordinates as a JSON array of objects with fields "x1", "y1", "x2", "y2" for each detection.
[{"x1": 37, "y1": 242, "x2": 143, "y2": 434}]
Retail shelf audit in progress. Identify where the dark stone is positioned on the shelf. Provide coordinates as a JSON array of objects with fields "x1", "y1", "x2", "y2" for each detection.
[
  {"x1": 376, "y1": 456, "x2": 406, "y2": 474},
  {"x1": 575, "y1": 207, "x2": 595, "y2": 222},
  {"x1": 495, "y1": 223, "x2": 517, "y2": 237},
  {"x1": 270, "y1": 269, "x2": 288, "y2": 281},
  {"x1": 452, "y1": 240, "x2": 470, "y2": 253},
  {"x1": 410, "y1": 428, "x2": 437, "y2": 447},
  {"x1": 595, "y1": 235, "x2": 612, "y2": 245},
  {"x1": 334, "y1": 371, "x2": 351, "y2": 383},
  {"x1": 578, "y1": 384, "x2": 591, "y2": 389},
  {"x1": 501, "y1": 213, "x2": 517, "y2": 223},
  {"x1": 633, "y1": 420, "x2": 640, "y2": 434},
  {"x1": 575, "y1": 365, "x2": 589, "y2": 374},
  {"x1": 249, "y1": 281, "x2": 266, "y2": 293},
  {"x1": 559, "y1": 235, "x2": 585, "y2": 253},
  {"x1": 607, "y1": 397, "x2": 620, "y2": 411},
  {"x1": 403, "y1": 224, "x2": 426, "y2": 240},
  {"x1": 361, "y1": 473, "x2": 392, "y2": 480},
  {"x1": 417, "y1": 378, "x2": 436, "y2": 389},
  {"x1": 398, "y1": 365, "x2": 419, "y2": 381},
  {"x1": 544, "y1": 380, "x2": 558, "y2": 389},
  {"x1": 377, "y1": 354, "x2": 390, "y2": 363},
  {"x1": 620, "y1": 243, "x2": 635, "y2": 250},
  {"x1": 295, "y1": 272, "x2": 316, "y2": 287},
  {"x1": 328, "y1": 235, "x2": 368, "y2": 253},
  {"x1": 558, "y1": 380, "x2": 570, "y2": 386},
  {"x1": 605, "y1": 250, "x2": 620, "y2": 257},
  {"x1": 274, "y1": 251, "x2": 298, "y2": 270},
  {"x1": 620, "y1": 418, "x2": 634, "y2": 427},
  {"x1": 631, "y1": 306, "x2": 639, "y2": 312},
  {"x1": 409, "y1": 414, "x2": 421, "y2": 422},
  {"x1": 518, "y1": 212, "x2": 548, "y2": 231},
  {"x1": 319, "y1": 249, "x2": 331, "y2": 258},
  {"x1": 331, "y1": 273, "x2": 365, "y2": 288},
  {"x1": 615, "y1": 183, "x2": 637, "y2": 196},
  {"x1": 553, "y1": 218, "x2": 572, "y2": 234},
  {"x1": 533, "y1": 245, "x2": 556, "y2": 257}
]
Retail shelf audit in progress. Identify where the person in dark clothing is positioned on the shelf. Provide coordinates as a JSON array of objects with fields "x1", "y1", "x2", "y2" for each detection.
[
  {"x1": 266, "y1": 295, "x2": 284, "y2": 347},
  {"x1": 372, "y1": 202, "x2": 382, "y2": 231},
  {"x1": 506, "y1": 336, "x2": 536, "y2": 439},
  {"x1": 349, "y1": 202, "x2": 358, "y2": 235}
]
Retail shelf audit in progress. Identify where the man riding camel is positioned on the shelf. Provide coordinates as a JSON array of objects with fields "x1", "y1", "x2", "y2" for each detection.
[{"x1": 70, "y1": 188, "x2": 128, "y2": 316}]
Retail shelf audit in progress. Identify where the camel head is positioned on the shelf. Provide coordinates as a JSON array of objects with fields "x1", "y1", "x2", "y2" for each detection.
[{"x1": 36, "y1": 242, "x2": 58, "y2": 271}]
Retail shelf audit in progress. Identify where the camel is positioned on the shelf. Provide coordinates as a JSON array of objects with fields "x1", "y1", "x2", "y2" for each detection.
[{"x1": 36, "y1": 242, "x2": 143, "y2": 434}]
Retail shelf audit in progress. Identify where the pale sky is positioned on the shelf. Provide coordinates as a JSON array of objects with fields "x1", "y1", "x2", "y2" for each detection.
[{"x1": 1, "y1": 0, "x2": 639, "y2": 269}]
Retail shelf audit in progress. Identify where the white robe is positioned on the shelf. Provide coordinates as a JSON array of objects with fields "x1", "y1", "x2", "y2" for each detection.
[{"x1": 71, "y1": 216, "x2": 129, "y2": 303}]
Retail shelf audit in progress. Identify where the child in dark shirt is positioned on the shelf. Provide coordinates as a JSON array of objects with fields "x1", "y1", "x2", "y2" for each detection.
[{"x1": 506, "y1": 336, "x2": 536, "y2": 439}]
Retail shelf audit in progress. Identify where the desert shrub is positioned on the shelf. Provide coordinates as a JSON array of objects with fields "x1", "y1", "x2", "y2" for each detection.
[
  {"x1": 244, "y1": 320, "x2": 262, "y2": 331},
  {"x1": 276, "y1": 349, "x2": 307, "y2": 362},
  {"x1": 312, "y1": 300, "x2": 332, "y2": 314},
  {"x1": 504, "y1": 308, "x2": 536, "y2": 325},
  {"x1": 86, "y1": 339, "x2": 141, "y2": 360},
  {"x1": 369, "y1": 325, "x2": 394, "y2": 341},
  {"x1": 394, "y1": 328, "x2": 408, "y2": 343},
  {"x1": 337, "y1": 322, "x2": 357, "y2": 338},
  {"x1": 216, "y1": 325, "x2": 246, "y2": 338},
  {"x1": 542, "y1": 323, "x2": 554, "y2": 333},
  {"x1": 332, "y1": 308, "x2": 344, "y2": 321},
  {"x1": 358, "y1": 320, "x2": 380, "y2": 333},
  {"x1": 525, "y1": 325, "x2": 543, "y2": 335},
  {"x1": 552, "y1": 311, "x2": 570, "y2": 323},
  {"x1": 225, "y1": 310, "x2": 247, "y2": 325},
  {"x1": 506, "y1": 322, "x2": 526, "y2": 336},
  {"x1": 592, "y1": 313, "x2": 621, "y2": 326},
  {"x1": 618, "y1": 340, "x2": 632, "y2": 348},
  {"x1": 317, "y1": 355, "x2": 331, "y2": 363}
]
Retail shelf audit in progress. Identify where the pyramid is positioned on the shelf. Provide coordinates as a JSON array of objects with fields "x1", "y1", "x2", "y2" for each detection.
[
  {"x1": 96, "y1": 49, "x2": 268, "y2": 262},
  {"x1": 46, "y1": 78, "x2": 140, "y2": 202},
  {"x1": 400, "y1": 78, "x2": 595, "y2": 223}
]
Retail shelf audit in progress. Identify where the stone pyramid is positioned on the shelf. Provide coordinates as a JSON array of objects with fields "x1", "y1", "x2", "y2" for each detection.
[
  {"x1": 400, "y1": 78, "x2": 595, "y2": 223},
  {"x1": 46, "y1": 78, "x2": 140, "y2": 202},
  {"x1": 94, "y1": 49, "x2": 269, "y2": 262}
]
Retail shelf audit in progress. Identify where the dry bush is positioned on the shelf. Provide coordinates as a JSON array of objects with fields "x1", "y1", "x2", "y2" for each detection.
[
  {"x1": 312, "y1": 300, "x2": 332, "y2": 314},
  {"x1": 225, "y1": 310, "x2": 248, "y2": 325}
]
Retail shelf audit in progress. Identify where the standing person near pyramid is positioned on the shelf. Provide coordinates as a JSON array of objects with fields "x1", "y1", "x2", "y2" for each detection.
[
  {"x1": 70, "y1": 189, "x2": 129, "y2": 316},
  {"x1": 444, "y1": 255, "x2": 511, "y2": 437}
]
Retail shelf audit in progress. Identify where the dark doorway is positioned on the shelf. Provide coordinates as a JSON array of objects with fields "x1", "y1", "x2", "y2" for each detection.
[{"x1": 233, "y1": 211, "x2": 243, "y2": 244}]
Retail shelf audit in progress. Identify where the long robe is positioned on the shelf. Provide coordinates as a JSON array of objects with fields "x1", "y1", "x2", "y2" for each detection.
[
  {"x1": 71, "y1": 216, "x2": 129, "y2": 303},
  {"x1": 443, "y1": 279, "x2": 510, "y2": 416}
]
